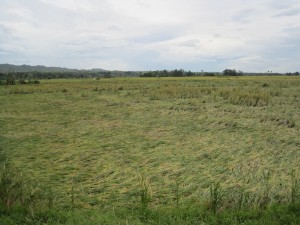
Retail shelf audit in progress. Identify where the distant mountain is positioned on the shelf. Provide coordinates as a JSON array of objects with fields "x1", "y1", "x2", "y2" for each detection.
[
  {"x1": 0, "y1": 64, "x2": 106, "y2": 73},
  {"x1": 0, "y1": 64, "x2": 143, "y2": 79},
  {"x1": 90, "y1": 68, "x2": 107, "y2": 72}
]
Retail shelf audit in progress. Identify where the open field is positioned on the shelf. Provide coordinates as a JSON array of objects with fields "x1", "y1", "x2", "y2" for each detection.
[{"x1": 1, "y1": 76, "x2": 300, "y2": 224}]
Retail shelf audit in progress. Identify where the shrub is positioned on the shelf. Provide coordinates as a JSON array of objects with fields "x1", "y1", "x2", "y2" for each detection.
[
  {"x1": 5, "y1": 73, "x2": 16, "y2": 85},
  {"x1": 262, "y1": 83, "x2": 269, "y2": 87},
  {"x1": 18, "y1": 79, "x2": 27, "y2": 84}
]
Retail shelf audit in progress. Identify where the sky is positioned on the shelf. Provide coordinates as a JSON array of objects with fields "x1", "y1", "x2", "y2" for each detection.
[{"x1": 0, "y1": 0, "x2": 300, "y2": 72}]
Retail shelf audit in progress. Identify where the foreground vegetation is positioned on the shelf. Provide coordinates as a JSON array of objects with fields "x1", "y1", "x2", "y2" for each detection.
[
  {"x1": 1, "y1": 163, "x2": 300, "y2": 225},
  {"x1": 0, "y1": 76, "x2": 299, "y2": 224}
]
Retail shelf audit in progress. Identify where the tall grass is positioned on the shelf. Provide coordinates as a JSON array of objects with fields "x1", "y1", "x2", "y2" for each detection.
[
  {"x1": 1, "y1": 167, "x2": 300, "y2": 224},
  {"x1": 0, "y1": 164, "x2": 24, "y2": 209},
  {"x1": 291, "y1": 171, "x2": 299, "y2": 204},
  {"x1": 218, "y1": 88, "x2": 270, "y2": 106},
  {"x1": 148, "y1": 85, "x2": 213, "y2": 100},
  {"x1": 209, "y1": 182, "x2": 222, "y2": 214}
]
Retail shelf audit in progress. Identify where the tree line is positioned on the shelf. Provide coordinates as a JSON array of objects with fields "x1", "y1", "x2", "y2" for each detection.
[
  {"x1": 1, "y1": 69, "x2": 299, "y2": 85},
  {"x1": 0, "y1": 70, "x2": 141, "y2": 85},
  {"x1": 140, "y1": 69, "x2": 195, "y2": 77}
]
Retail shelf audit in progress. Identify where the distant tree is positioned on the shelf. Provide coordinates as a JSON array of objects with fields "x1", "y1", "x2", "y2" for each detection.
[
  {"x1": 18, "y1": 79, "x2": 27, "y2": 84},
  {"x1": 141, "y1": 69, "x2": 194, "y2": 77},
  {"x1": 161, "y1": 69, "x2": 168, "y2": 77},
  {"x1": 223, "y1": 69, "x2": 236, "y2": 76},
  {"x1": 186, "y1": 70, "x2": 194, "y2": 76},
  {"x1": 171, "y1": 69, "x2": 184, "y2": 77},
  {"x1": 5, "y1": 71, "x2": 16, "y2": 85},
  {"x1": 287, "y1": 72, "x2": 300, "y2": 76},
  {"x1": 103, "y1": 71, "x2": 112, "y2": 78},
  {"x1": 0, "y1": 72, "x2": 5, "y2": 85},
  {"x1": 141, "y1": 71, "x2": 155, "y2": 77},
  {"x1": 237, "y1": 70, "x2": 243, "y2": 76},
  {"x1": 223, "y1": 69, "x2": 243, "y2": 76}
]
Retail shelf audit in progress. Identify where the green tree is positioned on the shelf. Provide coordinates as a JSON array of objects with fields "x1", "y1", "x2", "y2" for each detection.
[
  {"x1": 223, "y1": 69, "x2": 242, "y2": 76},
  {"x1": 5, "y1": 71, "x2": 16, "y2": 85}
]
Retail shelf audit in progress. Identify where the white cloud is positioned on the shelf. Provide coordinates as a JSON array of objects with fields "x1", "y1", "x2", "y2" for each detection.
[
  {"x1": 0, "y1": 0, "x2": 299, "y2": 72},
  {"x1": 39, "y1": 0, "x2": 95, "y2": 12}
]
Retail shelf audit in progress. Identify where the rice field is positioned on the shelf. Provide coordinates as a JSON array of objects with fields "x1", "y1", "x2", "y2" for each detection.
[{"x1": 0, "y1": 76, "x2": 299, "y2": 224}]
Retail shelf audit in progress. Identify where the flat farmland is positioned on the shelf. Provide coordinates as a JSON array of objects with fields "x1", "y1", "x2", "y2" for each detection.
[{"x1": 0, "y1": 76, "x2": 299, "y2": 223}]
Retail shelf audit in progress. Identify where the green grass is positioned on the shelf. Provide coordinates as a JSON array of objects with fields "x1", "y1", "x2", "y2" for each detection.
[{"x1": 0, "y1": 76, "x2": 300, "y2": 224}]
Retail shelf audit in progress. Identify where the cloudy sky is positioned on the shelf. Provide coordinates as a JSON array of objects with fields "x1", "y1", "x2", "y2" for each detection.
[{"x1": 0, "y1": 0, "x2": 300, "y2": 72}]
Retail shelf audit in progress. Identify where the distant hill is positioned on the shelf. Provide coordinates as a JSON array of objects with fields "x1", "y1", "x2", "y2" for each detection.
[
  {"x1": 0, "y1": 64, "x2": 141, "y2": 79},
  {"x1": 0, "y1": 64, "x2": 106, "y2": 73}
]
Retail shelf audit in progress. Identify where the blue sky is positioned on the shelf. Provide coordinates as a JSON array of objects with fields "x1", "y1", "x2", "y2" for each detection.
[{"x1": 0, "y1": 0, "x2": 300, "y2": 72}]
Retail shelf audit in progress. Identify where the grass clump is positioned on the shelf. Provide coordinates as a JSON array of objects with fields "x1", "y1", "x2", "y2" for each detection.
[
  {"x1": 0, "y1": 164, "x2": 24, "y2": 210},
  {"x1": 219, "y1": 88, "x2": 270, "y2": 106},
  {"x1": 0, "y1": 163, "x2": 64, "y2": 223},
  {"x1": 148, "y1": 85, "x2": 213, "y2": 100}
]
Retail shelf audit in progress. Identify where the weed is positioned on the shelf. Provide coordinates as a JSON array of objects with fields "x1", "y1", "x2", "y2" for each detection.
[
  {"x1": 291, "y1": 171, "x2": 299, "y2": 203},
  {"x1": 175, "y1": 180, "x2": 180, "y2": 206},
  {"x1": 139, "y1": 175, "x2": 151, "y2": 219},
  {"x1": 210, "y1": 182, "x2": 222, "y2": 214},
  {"x1": 71, "y1": 183, "x2": 75, "y2": 210}
]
